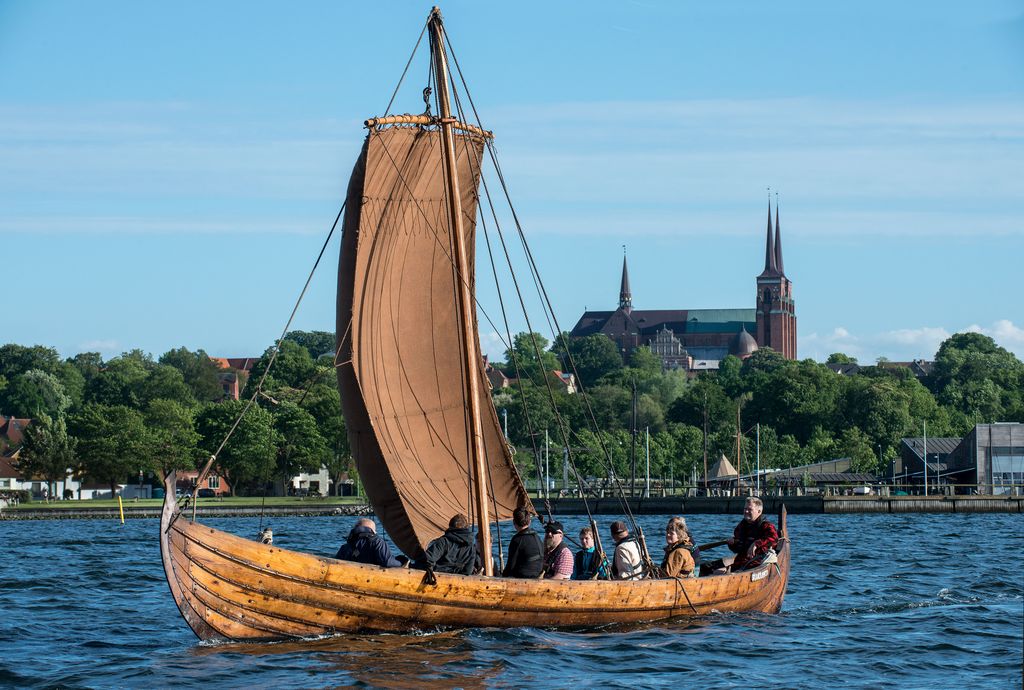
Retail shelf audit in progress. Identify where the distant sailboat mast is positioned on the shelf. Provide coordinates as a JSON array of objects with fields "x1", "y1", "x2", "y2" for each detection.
[{"x1": 428, "y1": 8, "x2": 494, "y2": 575}]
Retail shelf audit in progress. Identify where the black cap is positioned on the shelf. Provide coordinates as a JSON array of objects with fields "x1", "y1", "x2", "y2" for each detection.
[
  {"x1": 545, "y1": 521, "x2": 564, "y2": 535},
  {"x1": 610, "y1": 520, "x2": 628, "y2": 535}
]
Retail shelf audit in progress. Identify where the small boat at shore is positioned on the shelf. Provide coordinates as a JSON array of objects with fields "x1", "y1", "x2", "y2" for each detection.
[{"x1": 160, "y1": 7, "x2": 790, "y2": 641}]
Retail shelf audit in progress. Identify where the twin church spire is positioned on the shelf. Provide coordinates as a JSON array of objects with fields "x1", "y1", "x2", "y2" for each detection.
[{"x1": 760, "y1": 194, "x2": 787, "y2": 277}]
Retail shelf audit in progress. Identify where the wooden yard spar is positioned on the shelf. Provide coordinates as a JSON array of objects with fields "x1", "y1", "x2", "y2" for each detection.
[{"x1": 159, "y1": 8, "x2": 791, "y2": 640}]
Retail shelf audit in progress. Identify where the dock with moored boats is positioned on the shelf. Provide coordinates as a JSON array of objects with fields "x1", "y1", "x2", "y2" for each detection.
[
  {"x1": 543, "y1": 494, "x2": 1024, "y2": 514},
  {"x1": 3, "y1": 494, "x2": 1020, "y2": 520}
]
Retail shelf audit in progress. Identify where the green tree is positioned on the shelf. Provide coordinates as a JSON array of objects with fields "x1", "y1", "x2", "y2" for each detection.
[
  {"x1": 246, "y1": 340, "x2": 318, "y2": 394},
  {"x1": 55, "y1": 362, "x2": 86, "y2": 409},
  {"x1": 931, "y1": 332, "x2": 1024, "y2": 425},
  {"x1": 666, "y1": 377, "x2": 732, "y2": 431},
  {"x1": 504, "y1": 332, "x2": 560, "y2": 385},
  {"x1": 0, "y1": 344, "x2": 62, "y2": 378},
  {"x1": 284, "y1": 330, "x2": 337, "y2": 360},
  {"x1": 716, "y1": 355, "x2": 745, "y2": 398},
  {"x1": 195, "y1": 401, "x2": 277, "y2": 494},
  {"x1": 86, "y1": 351, "x2": 152, "y2": 408},
  {"x1": 67, "y1": 352, "x2": 104, "y2": 385},
  {"x1": 741, "y1": 347, "x2": 787, "y2": 377},
  {"x1": 496, "y1": 381, "x2": 558, "y2": 448},
  {"x1": 665, "y1": 423, "x2": 704, "y2": 485},
  {"x1": 159, "y1": 347, "x2": 224, "y2": 403},
  {"x1": 70, "y1": 403, "x2": 151, "y2": 497},
  {"x1": 2, "y1": 370, "x2": 71, "y2": 419},
  {"x1": 628, "y1": 346, "x2": 662, "y2": 377},
  {"x1": 272, "y1": 401, "x2": 330, "y2": 480},
  {"x1": 840, "y1": 377, "x2": 912, "y2": 451},
  {"x1": 747, "y1": 360, "x2": 841, "y2": 444},
  {"x1": 298, "y1": 383, "x2": 351, "y2": 492},
  {"x1": 18, "y1": 413, "x2": 77, "y2": 500},
  {"x1": 801, "y1": 426, "x2": 837, "y2": 465},
  {"x1": 557, "y1": 333, "x2": 623, "y2": 388},
  {"x1": 826, "y1": 352, "x2": 858, "y2": 364},
  {"x1": 635, "y1": 393, "x2": 665, "y2": 433},
  {"x1": 144, "y1": 399, "x2": 201, "y2": 477},
  {"x1": 579, "y1": 383, "x2": 631, "y2": 432},
  {"x1": 140, "y1": 365, "x2": 196, "y2": 407},
  {"x1": 837, "y1": 426, "x2": 878, "y2": 472}
]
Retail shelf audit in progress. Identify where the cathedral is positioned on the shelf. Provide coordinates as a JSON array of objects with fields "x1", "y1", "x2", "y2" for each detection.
[{"x1": 569, "y1": 201, "x2": 797, "y2": 370}]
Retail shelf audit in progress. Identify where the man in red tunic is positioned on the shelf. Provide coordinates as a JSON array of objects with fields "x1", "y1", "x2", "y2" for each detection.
[{"x1": 726, "y1": 497, "x2": 779, "y2": 571}]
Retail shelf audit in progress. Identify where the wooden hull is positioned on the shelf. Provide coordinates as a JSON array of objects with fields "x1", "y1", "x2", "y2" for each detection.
[{"x1": 160, "y1": 475, "x2": 790, "y2": 641}]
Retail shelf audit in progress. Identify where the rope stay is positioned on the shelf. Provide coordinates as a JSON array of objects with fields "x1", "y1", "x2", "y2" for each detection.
[
  {"x1": 190, "y1": 199, "x2": 346, "y2": 518},
  {"x1": 444, "y1": 32, "x2": 649, "y2": 546}
]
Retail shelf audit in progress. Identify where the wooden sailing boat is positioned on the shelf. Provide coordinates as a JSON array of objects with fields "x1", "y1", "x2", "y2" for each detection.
[{"x1": 160, "y1": 8, "x2": 790, "y2": 641}]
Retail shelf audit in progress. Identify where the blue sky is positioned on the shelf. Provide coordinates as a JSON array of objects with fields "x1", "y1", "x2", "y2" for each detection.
[{"x1": 1, "y1": 1, "x2": 1021, "y2": 364}]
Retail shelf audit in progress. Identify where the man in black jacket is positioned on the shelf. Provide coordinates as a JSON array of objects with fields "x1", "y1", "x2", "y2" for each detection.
[
  {"x1": 335, "y1": 518, "x2": 403, "y2": 568},
  {"x1": 423, "y1": 513, "x2": 479, "y2": 575},
  {"x1": 502, "y1": 507, "x2": 543, "y2": 578}
]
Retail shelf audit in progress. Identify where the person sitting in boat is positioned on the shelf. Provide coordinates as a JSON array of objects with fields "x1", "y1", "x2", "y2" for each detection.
[
  {"x1": 502, "y1": 507, "x2": 544, "y2": 578},
  {"x1": 335, "y1": 518, "x2": 403, "y2": 568},
  {"x1": 542, "y1": 521, "x2": 573, "y2": 580},
  {"x1": 572, "y1": 526, "x2": 608, "y2": 580},
  {"x1": 659, "y1": 516, "x2": 699, "y2": 579},
  {"x1": 609, "y1": 520, "x2": 644, "y2": 580},
  {"x1": 422, "y1": 513, "x2": 479, "y2": 575},
  {"x1": 702, "y1": 497, "x2": 779, "y2": 575}
]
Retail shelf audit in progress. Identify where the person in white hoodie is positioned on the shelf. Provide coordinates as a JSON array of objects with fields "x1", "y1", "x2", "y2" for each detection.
[{"x1": 609, "y1": 520, "x2": 643, "y2": 580}]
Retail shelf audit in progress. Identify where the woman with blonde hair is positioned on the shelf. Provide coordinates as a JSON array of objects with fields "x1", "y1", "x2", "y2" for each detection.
[{"x1": 660, "y1": 516, "x2": 700, "y2": 578}]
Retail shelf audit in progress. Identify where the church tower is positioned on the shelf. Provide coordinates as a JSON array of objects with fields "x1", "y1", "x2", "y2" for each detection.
[
  {"x1": 618, "y1": 254, "x2": 632, "y2": 313},
  {"x1": 755, "y1": 198, "x2": 797, "y2": 359}
]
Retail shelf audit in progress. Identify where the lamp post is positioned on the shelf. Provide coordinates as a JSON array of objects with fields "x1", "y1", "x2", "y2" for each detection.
[
  {"x1": 756, "y1": 423, "x2": 761, "y2": 495},
  {"x1": 644, "y1": 426, "x2": 650, "y2": 499},
  {"x1": 923, "y1": 421, "x2": 928, "y2": 497}
]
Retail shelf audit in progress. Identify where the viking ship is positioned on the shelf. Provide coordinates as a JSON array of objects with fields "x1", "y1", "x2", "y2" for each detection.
[{"x1": 160, "y1": 7, "x2": 790, "y2": 641}]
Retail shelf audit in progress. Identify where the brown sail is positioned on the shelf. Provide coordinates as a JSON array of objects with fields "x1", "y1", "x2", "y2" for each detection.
[{"x1": 336, "y1": 125, "x2": 530, "y2": 559}]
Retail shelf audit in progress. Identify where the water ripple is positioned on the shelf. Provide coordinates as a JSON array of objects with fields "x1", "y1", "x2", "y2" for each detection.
[{"x1": 0, "y1": 513, "x2": 1021, "y2": 688}]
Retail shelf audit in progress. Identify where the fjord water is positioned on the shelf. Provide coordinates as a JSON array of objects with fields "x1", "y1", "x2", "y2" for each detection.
[{"x1": 1, "y1": 513, "x2": 1020, "y2": 689}]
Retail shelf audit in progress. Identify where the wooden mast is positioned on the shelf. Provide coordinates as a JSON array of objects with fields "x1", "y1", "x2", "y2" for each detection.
[{"x1": 428, "y1": 7, "x2": 493, "y2": 575}]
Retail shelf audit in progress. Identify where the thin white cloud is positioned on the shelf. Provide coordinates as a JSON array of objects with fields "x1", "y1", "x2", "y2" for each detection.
[
  {"x1": 1, "y1": 96, "x2": 1021, "y2": 238},
  {"x1": 878, "y1": 326, "x2": 952, "y2": 348},
  {"x1": 804, "y1": 320, "x2": 1024, "y2": 362},
  {"x1": 966, "y1": 319, "x2": 1024, "y2": 348},
  {"x1": 479, "y1": 330, "x2": 509, "y2": 363},
  {"x1": 0, "y1": 215, "x2": 326, "y2": 235},
  {"x1": 802, "y1": 326, "x2": 865, "y2": 361},
  {"x1": 77, "y1": 339, "x2": 120, "y2": 354}
]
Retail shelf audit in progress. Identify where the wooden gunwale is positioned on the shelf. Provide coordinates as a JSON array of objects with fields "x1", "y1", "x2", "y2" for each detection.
[{"x1": 173, "y1": 518, "x2": 786, "y2": 617}]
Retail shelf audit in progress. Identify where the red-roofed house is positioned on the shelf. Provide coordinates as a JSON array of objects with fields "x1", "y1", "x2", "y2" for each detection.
[
  {"x1": 550, "y1": 370, "x2": 577, "y2": 395},
  {"x1": 483, "y1": 356, "x2": 510, "y2": 390},
  {"x1": 209, "y1": 356, "x2": 258, "y2": 401},
  {"x1": 175, "y1": 469, "x2": 231, "y2": 497},
  {"x1": 0, "y1": 416, "x2": 32, "y2": 458}
]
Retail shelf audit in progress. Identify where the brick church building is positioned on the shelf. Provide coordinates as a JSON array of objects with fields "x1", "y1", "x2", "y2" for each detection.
[{"x1": 570, "y1": 201, "x2": 797, "y2": 370}]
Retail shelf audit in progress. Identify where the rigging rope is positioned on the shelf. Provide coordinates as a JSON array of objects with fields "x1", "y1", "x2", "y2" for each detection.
[
  {"x1": 190, "y1": 200, "x2": 346, "y2": 518},
  {"x1": 382, "y1": 21, "x2": 428, "y2": 118},
  {"x1": 445, "y1": 33, "x2": 644, "y2": 538}
]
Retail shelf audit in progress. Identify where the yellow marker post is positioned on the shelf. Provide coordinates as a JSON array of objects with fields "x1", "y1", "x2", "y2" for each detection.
[{"x1": 117, "y1": 495, "x2": 125, "y2": 525}]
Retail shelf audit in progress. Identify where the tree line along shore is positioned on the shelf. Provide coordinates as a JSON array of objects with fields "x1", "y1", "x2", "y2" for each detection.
[{"x1": 1, "y1": 330, "x2": 1021, "y2": 501}]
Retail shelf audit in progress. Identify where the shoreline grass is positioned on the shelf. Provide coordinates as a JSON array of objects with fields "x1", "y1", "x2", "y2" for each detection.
[{"x1": 5, "y1": 496, "x2": 369, "y2": 510}]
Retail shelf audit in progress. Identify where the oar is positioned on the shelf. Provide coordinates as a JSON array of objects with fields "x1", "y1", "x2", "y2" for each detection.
[{"x1": 697, "y1": 539, "x2": 729, "y2": 551}]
